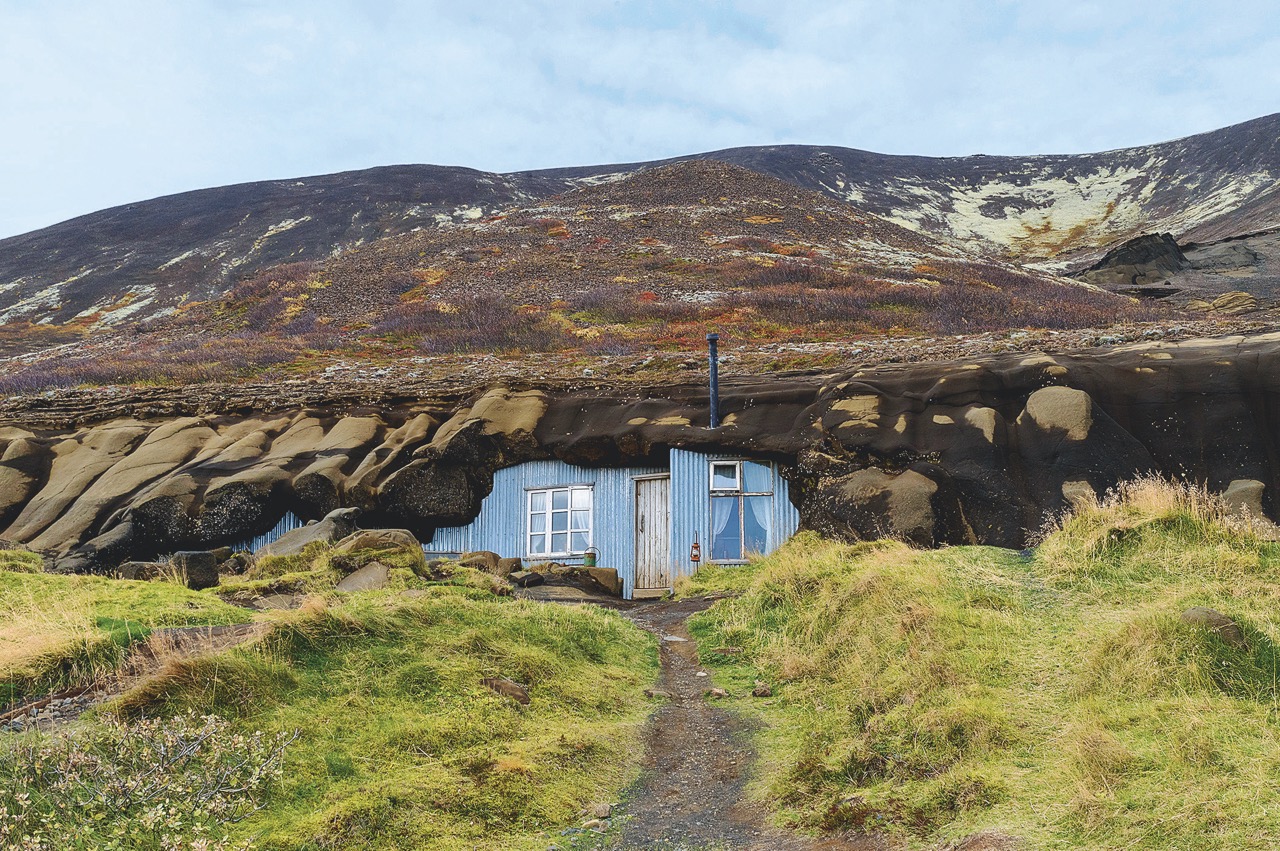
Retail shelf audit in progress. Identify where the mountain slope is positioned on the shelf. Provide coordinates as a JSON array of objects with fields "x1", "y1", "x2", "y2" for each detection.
[{"x1": 1, "y1": 114, "x2": 1276, "y2": 329}]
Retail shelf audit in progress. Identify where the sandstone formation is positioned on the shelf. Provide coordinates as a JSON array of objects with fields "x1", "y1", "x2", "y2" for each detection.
[{"x1": 2, "y1": 332, "x2": 1280, "y2": 572}]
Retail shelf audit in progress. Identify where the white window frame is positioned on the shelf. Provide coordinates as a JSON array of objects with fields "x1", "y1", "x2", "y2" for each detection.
[
  {"x1": 708, "y1": 460, "x2": 773, "y2": 564},
  {"x1": 526, "y1": 485, "x2": 594, "y2": 558}
]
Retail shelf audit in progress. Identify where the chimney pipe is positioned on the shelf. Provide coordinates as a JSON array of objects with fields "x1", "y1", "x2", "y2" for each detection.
[{"x1": 707, "y1": 332, "x2": 720, "y2": 429}]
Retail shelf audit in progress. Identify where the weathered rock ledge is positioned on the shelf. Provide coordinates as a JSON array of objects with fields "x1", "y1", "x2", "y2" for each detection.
[{"x1": 3, "y1": 331, "x2": 1278, "y2": 572}]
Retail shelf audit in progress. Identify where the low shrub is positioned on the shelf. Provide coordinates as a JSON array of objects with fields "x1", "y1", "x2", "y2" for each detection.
[{"x1": 0, "y1": 713, "x2": 296, "y2": 851}]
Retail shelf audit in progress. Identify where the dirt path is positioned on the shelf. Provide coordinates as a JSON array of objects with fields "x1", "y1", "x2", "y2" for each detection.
[{"x1": 594, "y1": 597, "x2": 879, "y2": 851}]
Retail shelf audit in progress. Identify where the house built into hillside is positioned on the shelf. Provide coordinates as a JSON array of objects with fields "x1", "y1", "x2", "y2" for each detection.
[{"x1": 426, "y1": 448, "x2": 800, "y2": 598}]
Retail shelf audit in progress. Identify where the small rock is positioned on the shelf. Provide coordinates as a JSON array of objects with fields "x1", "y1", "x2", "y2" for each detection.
[
  {"x1": 586, "y1": 802, "x2": 612, "y2": 819},
  {"x1": 482, "y1": 676, "x2": 531, "y2": 705},
  {"x1": 509, "y1": 570, "x2": 545, "y2": 588},
  {"x1": 662, "y1": 635, "x2": 688, "y2": 643},
  {"x1": 695, "y1": 671, "x2": 708, "y2": 678},
  {"x1": 644, "y1": 688, "x2": 671, "y2": 699},
  {"x1": 705, "y1": 687, "x2": 728, "y2": 698},
  {"x1": 581, "y1": 818, "x2": 606, "y2": 832},
  {"x1": 1181, "y1": 607, "x2": 1248, "y2": 650},
  {"x1": 752, "y1": 680, "x2": 773, "y2": 698}
]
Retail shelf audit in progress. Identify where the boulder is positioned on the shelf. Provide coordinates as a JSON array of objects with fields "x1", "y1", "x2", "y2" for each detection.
[
  {"x1": 335, "y1": 561, "x2": 391, "y2": 592},
  {"x1": 117, "y1": 561, "x2": 167, "y2": 581},
  {"x1": 509, "y1": 570, "x2": 545, "y2": 588},
  {"x1": 172, "y1": 551, "x2": 219, "y2": 590},
  {"x1": 584, "y1": 566, "x2": 622, "y2": 595},
  {"x1": 1210, "y1": 291, "x2": 1259, "y2": 314},
  {"x1": 460, "y1": 550, "x2": 501, "y2": 573},
  {"x1": 334, "y1": 528, "x2": 422, "y2": 554},
  {"x1": 495, "y1": 556, "x2": 523, "y2": 578},
  {"x1": 256, "y1": 507, "x2": 361, "y2": 558},
  {"x1": 1223, "y1": 479, "x2": 1267, "y2": 518},
  {"x1": 220, "y1": 552, "x2": 253, "y2": 574},
  {"x1": 1180, "y1": 607, "x2": 1247, "y2": 650}
]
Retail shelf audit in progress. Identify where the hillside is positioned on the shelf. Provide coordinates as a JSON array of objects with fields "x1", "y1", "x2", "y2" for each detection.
[{"x1": 1, "y1": 114, "x2": 1278, "y2": 331}]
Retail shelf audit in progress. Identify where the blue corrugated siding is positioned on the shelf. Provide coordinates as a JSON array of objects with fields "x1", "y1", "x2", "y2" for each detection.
[
  {"x1": 426, "y1": 460, "x2": 665, "y2": 598},
  {"x1": 230, "y1": 511, "x2": 308, "y2": 554},
  {"x1": 669, "y1": 448, "x2": 799, "y2": 583},
  {"x1": 420, "y1": 451, "x2": 799, "y2": 599}
]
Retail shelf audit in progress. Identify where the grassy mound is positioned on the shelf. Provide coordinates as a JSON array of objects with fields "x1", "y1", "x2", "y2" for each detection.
[
  {"x1": 113, "y1": 588, "x2": 658, "y2": 850},
  {"x1": 688, "y1": 481, "x2": 1280, "y2": 848},
  {"x1": 0, "y1": 558, "x2": 251, "y2": 706}
]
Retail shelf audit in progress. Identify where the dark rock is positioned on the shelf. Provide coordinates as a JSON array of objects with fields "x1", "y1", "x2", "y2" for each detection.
[
  {"x1": 752, "y1": 680, "x2": 773, "y2": 698},
  {"x1": 1079, "y1": 233, "x2": 1187, "y2": 289},
  {"x1": 117, "y1": 561, "x2": 167, "y2": 581},
  {"x1": 220, "y1": 552, "x2": 253, "y2": 575},
  {"x1": 1181, "y1": 607, "x2": 1248, "y2": 650},
  {"x1": 172, "y1": 551, "x2": 219, "y2": 590},
  {"x1": 509, "y1": 570, "x2": 545, "y2": 588},
  {"x1": 482, "y1": 676, "x2": 530, "y2": 705}
]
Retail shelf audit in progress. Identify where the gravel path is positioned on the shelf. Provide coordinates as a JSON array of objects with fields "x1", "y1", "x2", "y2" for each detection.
[{"x1": 588, "y1": 597, "x2": 882, "y2": 851}]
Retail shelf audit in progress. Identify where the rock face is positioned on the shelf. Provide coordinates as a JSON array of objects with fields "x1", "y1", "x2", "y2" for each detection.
[
  {"x1": 1079, "y1": 233, "x2": 1188, "y2": 290},
  {"x1": 3, "y1": 332, "x2": 1280, "y2": 571}
]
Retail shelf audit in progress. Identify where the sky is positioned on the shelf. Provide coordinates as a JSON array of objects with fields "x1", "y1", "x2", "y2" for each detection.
[{"x1": 1, "y1": 0, "x2": 1278, "y2": 239}]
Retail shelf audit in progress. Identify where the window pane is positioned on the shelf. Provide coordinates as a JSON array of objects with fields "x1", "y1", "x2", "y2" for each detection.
[
  {"x1": 710, "y1": 496, "x2": 741, "y2": 560},
  {"x1": 744, "y1": 496, "x2": 770, "y2": 554},
  {"x1": 570, "y1": 531, "x2": 589, "y2": 552},
  {"x1": 571, "y1": 510, "x2": 590, "y2": 529},
  {"x1": 530, "y1": 491, "x2": 546, "y2": 512},
  {"x1": 530, "y1": 513, "x2": 546, "y2": 533},
  {"x1": 552, "y1": 533, "x2": 568, "y2": 553},
  {"x1": 552, "y1": 511, "x2": 569, "y2": 532},
  {"x1": 571, "y1": 488, "x2": 591, "y2": 509},
  {"x1": 552, "y1": 490, "x2": 569, "y2": 510},
  {"x1": 529, "y1": 535, "x2": 545, "y2": 555},
  {"x1": 743, "y1": 461, "x2": 772, "y2": 494},
  {"x1": 711, "y1": 463, "x2": 739, "y2": 491}
]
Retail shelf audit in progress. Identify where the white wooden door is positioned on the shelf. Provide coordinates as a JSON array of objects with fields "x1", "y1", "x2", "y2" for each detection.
[{"x1": 634, "y1": 476, "x2": 672, "y2": 591}]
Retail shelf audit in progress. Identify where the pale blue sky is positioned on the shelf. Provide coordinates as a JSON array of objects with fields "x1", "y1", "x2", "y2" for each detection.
[{"x1": 1, "y1": 0, "x2": 1278, "y2": 238}]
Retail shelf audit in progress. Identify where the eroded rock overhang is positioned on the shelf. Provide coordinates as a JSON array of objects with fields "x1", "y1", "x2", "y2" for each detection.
[{"x1": 2, "y1": 332, "x2": 1277, "y2": 572}]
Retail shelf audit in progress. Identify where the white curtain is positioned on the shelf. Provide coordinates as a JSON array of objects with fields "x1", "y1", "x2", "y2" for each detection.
[
  {"x1": 746, "y1": 496, "x2": 771, "y2": 552},
  {"x1": 711, "y1": 497, "x2": 737, "y2": 560}
]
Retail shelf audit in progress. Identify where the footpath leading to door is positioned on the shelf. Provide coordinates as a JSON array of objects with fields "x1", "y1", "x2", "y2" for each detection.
[{"x1": 595, "y1": 597, "x2": 878, "y2": 851}]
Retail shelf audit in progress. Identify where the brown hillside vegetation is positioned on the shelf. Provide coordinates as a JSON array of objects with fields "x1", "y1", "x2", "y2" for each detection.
[{"x1": 202, "y1": 162, "x2": 1160, "y2": 355}]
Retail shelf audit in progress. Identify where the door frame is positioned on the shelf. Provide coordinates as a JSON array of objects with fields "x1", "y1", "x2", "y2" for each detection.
[{"x1": 632, "y1": 474, "x2": 672, "y2": 598}]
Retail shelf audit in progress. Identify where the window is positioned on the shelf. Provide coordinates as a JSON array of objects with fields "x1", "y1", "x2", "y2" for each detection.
[
  {"x1": 527, "y1": 486, "x2": 592, "y2": 557},
  {"x1": 709, "y1": 460, "x2": 772, "y2": 562}
]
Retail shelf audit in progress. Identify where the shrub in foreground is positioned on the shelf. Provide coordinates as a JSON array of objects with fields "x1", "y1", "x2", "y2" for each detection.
[{"x1": 0, "y1": 713, "x2": 296, "y2": 851}]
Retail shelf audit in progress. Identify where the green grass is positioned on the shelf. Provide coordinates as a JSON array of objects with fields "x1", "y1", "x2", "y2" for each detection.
[
  {"x1": 113, "y1": 588, "x2": 659, "y2": 850},
  {"x1": 689, "y1": 480, "x2": 1280, "y2": 849},
  {"x1": 0, "y1": 558, "x2": 252, "y2": 705}
]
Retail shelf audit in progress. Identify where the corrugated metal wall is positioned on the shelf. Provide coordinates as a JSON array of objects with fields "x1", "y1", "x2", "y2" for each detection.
[
  {"x1": 229, "y1": 511, "x2": 308, "y2": 554},
  {"x1": 426, "y1": 459, "x2": 665, "y2": 597},
  {"x1": 224, "y1": 452, "x2": 800, "y2": 598},
  {"x1": 426, "y1": 451, "x2": 799, "y2": 598},
  {"x1": 669, "y1": 448, "x2": 800, "y2": 583}
]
